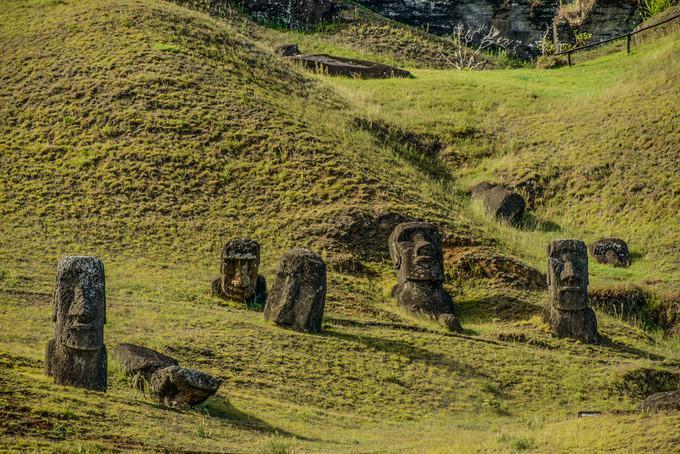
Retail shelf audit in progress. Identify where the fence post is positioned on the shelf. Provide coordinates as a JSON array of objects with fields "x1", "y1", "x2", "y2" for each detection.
[
  {"x1": 627, "y1": 33, "x2": 631, "y2": 53},
  {"x1": 567, "y1": 52, "x2": 572, "y2": 66}
]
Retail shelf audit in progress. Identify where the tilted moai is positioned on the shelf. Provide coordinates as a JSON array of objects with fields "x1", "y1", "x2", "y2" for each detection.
[
  {"x1": 544, "y1": 240, "x2": 599, "y2": 343},
  {"x1": 264, "y1": 248, "x2": 327, "y2": 332},
  {"x1": 45, "y1": 256, "x2": 107, "y2": 391},
  {"x1": 114, "y1": 344, "x2": 222, "y2": 408},
  {"x1": 470, "y1": 182, "x2": 525, "y2": 226},
  {"x1": 389, "y1": 222, "x2": 462, "y2": 332},
  {"x1": 212, "y1": 238, "x2": 266, "y2": 306}
]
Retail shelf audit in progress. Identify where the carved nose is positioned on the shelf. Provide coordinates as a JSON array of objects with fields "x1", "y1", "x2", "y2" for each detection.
[
  {"x1": 69, "y1": 288, "x2": 94, "y2": 323},
  {"x1": 560, "y1": 261, "x2": 579, "y2": 285},
  {"x1": 232, "y1": 265, "x2": 251, "y2": 287}
]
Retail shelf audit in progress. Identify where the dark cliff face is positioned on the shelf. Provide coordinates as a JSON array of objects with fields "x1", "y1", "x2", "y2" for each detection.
[
  {"x1": 356, "y1": 0, "x2": 562, "y2": 56},
  {"x1": 579, "y1": 0, "x2": 642, "y2": 42}
]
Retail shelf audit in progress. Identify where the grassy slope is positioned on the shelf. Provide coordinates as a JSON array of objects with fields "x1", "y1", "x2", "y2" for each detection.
[
  {"x1": 329, "y1": 31, "x2": 680, "y2": 293},
  {"x1": 0, "y1": 0, "x2": 678, "y2": 452}
]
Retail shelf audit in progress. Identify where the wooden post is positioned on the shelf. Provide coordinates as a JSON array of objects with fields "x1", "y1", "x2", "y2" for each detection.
[
  {"x1": 627, "y1": 33, "x2": 631, "y2": 53},
  {"x1": 567, "y1": 52, "x2": 572, "y2": 66}
]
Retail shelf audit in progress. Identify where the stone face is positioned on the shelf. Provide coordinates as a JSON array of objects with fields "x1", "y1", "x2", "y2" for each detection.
[
  {"x1": 45, "y1": 256, "x2": 107, "y2": 391},
  {"x1": 212, "y1": 238, "x2": 267, "y2": 306},
  {"x1": 114, "y1": 344, "x2": 221, "y2": 407},
  {"x1": 639, "y1": 390, "x2": 680, "y2": 412},
  {"x1": 150, "y1": 365, "x2": 222, "y2": 408},
  {"x1": 544, "y1": 240, "x2": 599, "y2": 343},
  {"x1": 264, "y1": 248, "x2": 327, "y2": 332},
  {"x1": 291, "y1": 54, "x2": 412, "y2": 78},
  {"x1": 589, "y1": 238, "x2": 630, "y2": 268},
  {"x1": 389, "y1": 222, "x2": 461, "y2": 330}
]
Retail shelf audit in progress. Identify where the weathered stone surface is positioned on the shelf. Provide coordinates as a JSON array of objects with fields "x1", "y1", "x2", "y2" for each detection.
[
  {"x1": 45, "y1": 256, "x2": 107, "y2": 391},
  {"x1": 639, "y1": 390, "x2": 680, "y2": 412},
  {"x1": 275, "y1": 44, "x2": 301, "y2": 56},
  {"x1": 544, "y1": 240, "x2": 599, "y2": 343},
  {"x1": 150, "y1": 365, "x2": 222, "y2": 408},
  {"x1": 389, "y1": 222, "x2": 461, "y2": 330},
  {"x1": 114, "y1": 344, "x2": 221, "y2": 407},
  {"x1": 589, "y1": 238, "x2": 631, "y2": 268},
  {"x1": 113, "y1": 343, "x2": 178, "y2": 390},
  {"x1": 472, "y1": 184, "x2": 526, "y2": 225},
  {"x1": 212, "y1": 238, "x2": 267, "y2": 306},
  {"x1": 437, "y1": 313, "x2": 463, "y2": 333},
  {"x1": 264, "y1": 249, "x2": 327, "y2": 332},
  {"x1": 291, "y1": 54, "x2": 412, "y2": 78},
  {"x1": 356, "y1": 0, "x2": 562, "y2": 57},
  {"x1": 554, "y1": 0, "x2": 642, "y2": 47}
]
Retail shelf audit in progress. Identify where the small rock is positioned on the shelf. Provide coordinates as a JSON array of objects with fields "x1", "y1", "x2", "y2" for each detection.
[
  {"x1": 639, "y1": 390, "x2": 680, "y2": 412},
  {"x1": 275, "y1": 44, "x2": 301, "y2": 57},
  {"x1": 589, "y1": 238, "x2": 631, "y2": 268}
]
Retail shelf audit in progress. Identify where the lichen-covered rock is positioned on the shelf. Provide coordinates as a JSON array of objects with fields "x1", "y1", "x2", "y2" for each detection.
[
  {"x1": 472, "y1": 184, "x2": 526, "y2": 225},
  {"x1": 150, "y1": 365, "x2": 222, "y2": 408},
  {"x1": 113, "y1": 343, "x2": 178, "y2": 390},
  {"x1": 291, "y1": 54, "x2": 412, "y2": 78},
  {"x1": 544, "y1": 239, "x2": 599, "y2": 343},
  {"x1": 437, "y1": 313, "x2": 463, "y2": 333},
  {"x1": 264, "y1": 249, "x2": 327, "y2": 332},
  {"x1": 589, "y1": 238, "x2": 631, "y2": 268},
  {"x1": 639, "y1": 390, "x2": 680, "y2": 412},
  {"x1": 114, "y1": 344, "x2": 221, "y2": 407},
  {"x1": 45, "y1": 256, "x2": 107, "y2": 391}
]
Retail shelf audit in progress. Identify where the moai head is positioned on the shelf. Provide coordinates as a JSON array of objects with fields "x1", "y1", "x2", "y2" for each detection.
[
  {"x1": 220, "y1": 239, "x2": 260, "y2": 300},
  {"x1": 53, "y1": 256, "x2": 106, "y2": 351},
  {"x1": 389, "y1": 222, "x2": 445, "y2": 283},
  {"x1": 264, "y1": 248, "x2": 327, "y2": 332},
  {"x1": 547, "y1": 240, "x2": 588, "y2": 311}
]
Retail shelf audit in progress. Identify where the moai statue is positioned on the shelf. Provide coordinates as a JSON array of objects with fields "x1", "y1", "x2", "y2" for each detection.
[
  {"x1": 389, "y1": 222, "x2": 462, "y2": 332},
  {"x1": 114, "y1": 344, "x2": 222, "y2": 408},
  {"x1": 212, "y1": 238, "x2": 266, "y2": 306},
  {"x1": 264, "y1": 248, "x2": 326, "y2": 332},
  {"x1": 544, "y1": 240, "x2": 599, "y2": 343},
  {"x1": 45, "y1": 256, "x2": 107, "y2": 391}
]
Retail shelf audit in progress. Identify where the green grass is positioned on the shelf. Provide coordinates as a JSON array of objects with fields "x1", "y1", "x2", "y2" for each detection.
[{"x1": 0, "y1": 0, "x2": 678, "y2": 452}]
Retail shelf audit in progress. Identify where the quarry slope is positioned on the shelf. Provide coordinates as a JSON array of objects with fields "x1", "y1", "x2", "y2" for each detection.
[{"x1": 0, "y1": 0, "x2": 678, "y2": 452}]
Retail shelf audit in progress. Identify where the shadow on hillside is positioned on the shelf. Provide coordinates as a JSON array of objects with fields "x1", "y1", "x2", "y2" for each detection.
[
  {"x1": 322, "y1": 329, "x2": 487, "y2": 379},
  {"x1": 520, "y1": 213, "x2": 561, "y2": 233},
  {"x1": 457, "y1": 295, "x2": 541, "y2": 323},
  {"x1": 197, "y1": 396, "x2": 314, "y2": 441},
  {"x1": 598, "y1": 335, "x2": 665, "y2": 361}
]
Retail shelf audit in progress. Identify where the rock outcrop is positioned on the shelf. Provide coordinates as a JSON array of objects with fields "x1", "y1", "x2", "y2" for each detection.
[
  {"x1": 639, "y1": 390, "x2": 680, "y2": 412},
  {"x1": 290, "y1": 54, "x2": 412, "y2": 78},
  {"x1": 554, "y1": 0, "x2": 643, "y2": 47}
]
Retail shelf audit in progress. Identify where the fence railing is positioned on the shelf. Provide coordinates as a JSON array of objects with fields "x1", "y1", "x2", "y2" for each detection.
[{"x1": 555, "y1": 12, "x2": 680, "y2": 66}]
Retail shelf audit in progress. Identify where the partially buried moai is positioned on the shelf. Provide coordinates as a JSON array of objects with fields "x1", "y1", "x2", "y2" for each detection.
[
  {"x1": 389, "y1": 222, "x2": 462, "y2": 332},
  {"x1": 212, "y1": 238, "x2": 266, "y2": 306},
  {"x1": 45, "y1": 256, "x2": 107, "y2": 391},
  {"x1": 544, "y1": 240, "x2": 599, "y2": 343},
  {"x1": 264, "y1": 248, "x2": 326, "y2": 332}
]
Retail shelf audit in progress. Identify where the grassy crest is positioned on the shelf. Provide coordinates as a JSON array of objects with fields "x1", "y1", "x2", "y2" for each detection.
[{"x1": 0, "y1": 0, "x2": 678, "y2": 452}]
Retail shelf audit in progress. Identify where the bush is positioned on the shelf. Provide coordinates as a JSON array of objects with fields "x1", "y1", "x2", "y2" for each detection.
[{"x1": 643, "y1": 0, "x2": 674, "y2": 18}]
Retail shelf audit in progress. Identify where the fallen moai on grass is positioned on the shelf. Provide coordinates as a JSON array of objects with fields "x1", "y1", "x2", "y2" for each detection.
[
  {"x1": 544, "y1": 239, "x2": 599, "y2": 344},
  {"x1": 639, "y1": 390, "x2": 680, "y2": 412},
  {"x1": 46, "y1": 256, "x2": 107, "y2": 392},
  {"x1": 114, "y1": 343, "x2": 222, "y2": 408},
  {"x1": 278, "y1": 45, "x2": 411, "y2": 79},
  {"x1": 389, "y1": 222, "x2": 463, "y2": 332},
  {"x1": 264, "y1": 248, "x2": 327, "y2": 332},
  {"x1": 212, "y1": 238, "x2": 267, "y2": 307},
  {"x1": 469, "y1": 182, "x2": 526, "y2": 226},
  {"x1": 589, "y1": 238, "x2": 631, "y2": 268}
]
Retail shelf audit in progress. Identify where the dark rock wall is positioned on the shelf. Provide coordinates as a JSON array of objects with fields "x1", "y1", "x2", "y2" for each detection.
[
  {"x1": 355, "y1": 0, "x2": 562, "y2": 56},
  {"x1": 578, "y1": 0, "x2": 642, "y2": 42}
]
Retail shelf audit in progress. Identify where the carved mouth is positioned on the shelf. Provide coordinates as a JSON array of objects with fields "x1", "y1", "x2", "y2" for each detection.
[{"x1": 64, "y1": 325, "x2": 101, "y2": 351}]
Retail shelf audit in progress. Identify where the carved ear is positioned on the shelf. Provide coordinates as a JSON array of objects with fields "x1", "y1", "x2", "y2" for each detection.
[{"x1": 52, "y1": 289, "x2": 57, "y2": 322}]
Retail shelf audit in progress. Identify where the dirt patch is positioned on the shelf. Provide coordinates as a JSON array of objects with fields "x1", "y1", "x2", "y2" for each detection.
[
  {"x1": 292, "y1": 54, "x2": 412, "y2": 78},
  {"x1": 444, "y1": 246, "x2": 546, "y2": 290}
]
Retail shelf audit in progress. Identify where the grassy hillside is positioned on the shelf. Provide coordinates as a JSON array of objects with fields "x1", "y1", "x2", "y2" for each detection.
[{"x1": 0, "y1": 0, "x2": 678, "y2": 452}]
